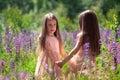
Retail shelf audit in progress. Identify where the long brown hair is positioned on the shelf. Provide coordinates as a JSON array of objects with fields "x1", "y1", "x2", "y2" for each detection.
[
  {"x1": 37, "y1": 13, "x2": 63, "y2": 55},
  {"x1": 78, "y1": 10, "x2": 100, "y2": 56}
]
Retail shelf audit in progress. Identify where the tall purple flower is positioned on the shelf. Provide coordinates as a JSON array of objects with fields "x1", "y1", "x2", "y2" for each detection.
[
  {"x1": 99, "y1": 27, "x2": 103, "y2": 35},
  {"x1": 0, "y1": 60, "x2": 5, "y2": 73},
  {"x1": 83, "y1": 42, "x2": 90, "y2": 54},
  {"x1": 23, "y1": 34, "x2": 30, "y2": 52},
  {"x1": 61, "y1": 30, "x2": 68, "y2": 40},
  {"x1": 83, "y1": 42, "x2": 90, "y2": 61},
  {"x1": 99, "y1": 27, "x2": 105, "y2": 44},
  {"x1": 117, "y1": 43, "x2": 120, "y2": 63},
  {"x1": 6, "y1": 45, "x2": 10, "y2": 53},
  {"x1": 10, "y1": 60, "x2": 15, "y2": 69},
  {"x1": 111, "y1": 65, "x2": 116, "y2": 70},
  {"x1": 19, "y1": 30, "x2": 24, "y2": 41},
  {"x1": 3, "y1": 77, "x2": 10, "y2": 80},
  {"x1": 21, "y1": 72, "x2": 27, "y2": 80},
  {"x1": 108, "y1": 42, "x2": 118, "y2": 69},
  {"x1": 5, "y1": 26, "x2": 10, "y2": 53},
  {"x1": 44, "y1": 64, "x2": 48, "y2": 70},
  {"x1": 14, "y1": 36, "x2": 21, "y2": 59},
  {"x1": 117, "y1": 28, "x2": 120, "y2": 37},
  {"x1": 29, "y1": 31, "x2": 36, "y2": 52},
  {"x1": 6, "y1": 26, "x2": 9, "y2": 43},
  {"x1": 104, "y1": 29, "x2": 111, "y2": 44},
  {"x1": 114, "y1": 55, "x2": 117, "y2": 70},
  {"x1": 18, "y1": 31, "x2": 25, "y2": 51},
  {"x1": 108, "y1": 42, "x2": 117, "y2": 55}
]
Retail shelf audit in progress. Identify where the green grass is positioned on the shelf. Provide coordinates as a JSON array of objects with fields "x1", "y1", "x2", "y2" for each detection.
[{"x1": 0, "y1": 44, "x2": 120, "y2": 80}]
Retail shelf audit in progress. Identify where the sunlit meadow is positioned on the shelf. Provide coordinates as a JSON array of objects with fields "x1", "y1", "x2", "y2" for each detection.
[
  {"x1": 0, "y1": 23, "x2": 120, "y2": 80},
  {"x1": 0, "y1": 1, "x2": 120, "y2": 79}
]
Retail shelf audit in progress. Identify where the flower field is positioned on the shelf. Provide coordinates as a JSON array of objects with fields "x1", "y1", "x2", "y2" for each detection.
[{"x1": 0, "y1": 25, "x2": 120, "y2": 80}]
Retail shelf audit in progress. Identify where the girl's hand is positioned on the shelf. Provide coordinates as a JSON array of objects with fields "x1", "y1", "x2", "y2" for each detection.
[{"x1": 56, "y1": 60, "x2": 64, "y2": 68}]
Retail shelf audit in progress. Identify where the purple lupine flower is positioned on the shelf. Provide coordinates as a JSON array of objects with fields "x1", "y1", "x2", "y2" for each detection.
[
  {"x1": 21, "y1": 72, "x2": 27, "y2": 80},
  {"x1": 117, "y1": 28, "x2": 120, "y2": 37},
  {"x1": 10, "y1": 61, "x2": 15, "y2": 69},
  {"x1": 107, "y1": 44, "x2": 112, "y2": 54},
  {"x1": 99, "y1": 27, "x2": 104, "y2": 38},
  {"x1": 6, "y1": 45, "x2": 10, "y2": 53},
  {"x1": 29, "y1": 35, "x2": 33, "y2": 52},
  {"x1": 5, "y1": 26, "x2": 10, "y2": 53},
  {"x1": 108, "y1": 42, "x2": 118, "y2": 69},
  {"x1": 107, "y1": 42, "x2": 117, "y2": 55},
  {"x1": 18, "y1": 31, "x2": 25, "y2": 51},
  {"x1": 5, "y1": 26, "x2": 9, "y2": 41},
  {"x1": 83, "y1": 42, "x2": 90, "y2": 55},
  {"x1": 23, "y1": 34, "x2": 30, "y2": 52},
  {"x1": 113, "y1": 37, "x2": 117, "y2": 43},
  {"x1": 19, "y1": 30, "x2": 24, "y2": 41},
  {"x1": 3, "y1": 77, "x2": 10, "y2": 80},
  {"x1": 105, "y1": 29, "x2": 111, "y2": 37},
  {"x1": 15, "y1": 36, "x2": 21, "y2": 54},
  {"x1": 44, "y1": 64, "x2": 53, "y2": 73},
  {"x1": 44, "y1": 64, "x2": 48, "y2": 70},
  {"x1": 29, "y1": 31, "x2": 37, "y2": 52},
  {"x1": 114, "y1": 55, "x2": 117, "y2": 70},
  {"x1": 111, "y1": 65, "x2": 116, "y2": 70},
  {"x1": 83, "y1": 42, "x2": 90, "y2": 61},
  {"x1": 117, "y1": 43, "x2": 120, "y2": 63},
  {"x1": 72, "y1": 31, "x2": 78, "y2": 46},
  {"x1": 14, "y1": 36, "x2": 21, "y2": 59},
  {"x1": 0, "y1": 60, "x2": 5, "y2": 66},
  {"x1": 61, "y1": 30, "x2": 68, "y2": 40},
  {"x1": 104, "y1": 29, "x2": 111, "y2": 44},
  {"x1": 117, "y1": 54, "x2": 120, "y2": 64},
  {"x1": 0, "y1": 60, "x2": 5, "y2": 73},
  {"x1": 99, "y1": 27, "x2": 104, "y2": 43}
]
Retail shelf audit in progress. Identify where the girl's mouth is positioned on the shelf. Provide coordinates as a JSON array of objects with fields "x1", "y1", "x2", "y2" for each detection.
[{"x1": 51, "y1": 30, "x2": 54, "y2": 31}]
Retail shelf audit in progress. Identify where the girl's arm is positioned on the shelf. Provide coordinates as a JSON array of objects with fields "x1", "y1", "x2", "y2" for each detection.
[
  {"x1": 57, "y1": 40, "x2": 81, "y2": 68},
  {"x1": 63, "y1": 40, "x2": 81, "y2": 64},
  {"x1": 60, "y1": 47, "x2": 67, "y2": 58}
]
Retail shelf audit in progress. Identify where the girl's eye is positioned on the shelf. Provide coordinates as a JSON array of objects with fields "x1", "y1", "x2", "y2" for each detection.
[{"x1": 49, "y1": 24, "x2": 52, "y2": 26}]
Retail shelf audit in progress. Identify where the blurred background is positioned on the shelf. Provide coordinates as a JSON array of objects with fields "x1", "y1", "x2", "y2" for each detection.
[
  {"x1": 0, "y1": 0, "x2": 120, "y2": 80},
  {"x1": 0, "y1": 0, "x2": 120, "y2": 32}
]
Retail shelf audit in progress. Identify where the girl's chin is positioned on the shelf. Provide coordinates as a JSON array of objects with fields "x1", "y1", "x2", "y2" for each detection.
[
  {"x1": 48, "y1": 33, "x2": 54, "y2": 36},
  {"x1": 50, "y1": 31, "x2": 55, "y2": 34}
]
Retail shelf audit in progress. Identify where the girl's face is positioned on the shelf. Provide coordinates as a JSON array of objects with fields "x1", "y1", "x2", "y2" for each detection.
[{"x1": 47, "y1": 19, "x2": 57, "y2": 36}]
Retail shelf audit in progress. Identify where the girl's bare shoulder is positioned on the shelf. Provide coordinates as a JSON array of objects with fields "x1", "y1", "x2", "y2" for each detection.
[
  {"x1": 76, "y1": 32, "x2": 83, "y2": 40},
  {"x1": 77, "y1": 32, "x2": 83, "y2": 37}
]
